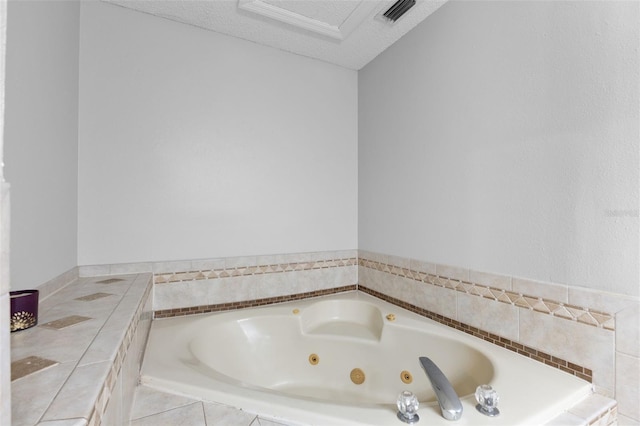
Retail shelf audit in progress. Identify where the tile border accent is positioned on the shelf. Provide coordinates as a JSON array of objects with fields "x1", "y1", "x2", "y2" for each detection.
[
  {"x1": 358, "y1": 286, "x2": 593, "y2": 382},
  {"x1": 154, "y1": 285, "x2": 357, "y2": 318},
  {"x1": 154, "y1": 257, "x2": 358, "y2": 285},
  {"x1": 359, "y1": 258, "x2": 615, "y2": 330}
]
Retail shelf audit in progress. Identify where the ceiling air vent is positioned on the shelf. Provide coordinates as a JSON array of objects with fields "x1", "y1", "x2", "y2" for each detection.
[{"x1": 382, "y1": 0, "x2": 416, "y2": 23}]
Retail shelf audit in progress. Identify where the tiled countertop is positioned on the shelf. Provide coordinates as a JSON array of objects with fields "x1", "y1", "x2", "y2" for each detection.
[{"x1": 11, "y1": 273, "x2": 152, "y2": 426}]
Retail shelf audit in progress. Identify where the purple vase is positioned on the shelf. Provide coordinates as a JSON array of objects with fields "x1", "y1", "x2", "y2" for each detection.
[{"x1": 10, "y1": 290, "x2": 39, "y2": 332}]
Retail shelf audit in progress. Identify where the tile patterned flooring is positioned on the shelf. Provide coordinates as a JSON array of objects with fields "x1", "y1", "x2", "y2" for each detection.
[{"x1": 131, "y1": 385, "x2": 295, "y2": 426}]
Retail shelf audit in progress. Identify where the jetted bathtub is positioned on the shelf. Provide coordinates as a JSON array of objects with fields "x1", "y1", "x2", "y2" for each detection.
[{"x1": 141, "y1": 291, "x2": 593, "y2": 425}]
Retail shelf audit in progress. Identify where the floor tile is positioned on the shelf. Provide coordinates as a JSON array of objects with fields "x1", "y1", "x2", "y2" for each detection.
[
  {"x1": 131, "y1": 402, "x2": 206, "y2": 426},
  {"x1": 131, "y1": 386, "x2": 201, "y2": 420},
  {"x1": 202, "y1": 402, "x2": 256, "y2": 425}
]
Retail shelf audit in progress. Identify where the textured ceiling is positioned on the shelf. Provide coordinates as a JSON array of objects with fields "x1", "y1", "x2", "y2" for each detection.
[{"x1": 103, "y1": 0, "x2": 448, "y2": 70}]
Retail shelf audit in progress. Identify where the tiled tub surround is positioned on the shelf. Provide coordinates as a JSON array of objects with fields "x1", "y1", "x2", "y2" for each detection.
[
  {"x1": 151, "y1": 250, "x2": 358, "y2": 313},
  {"x1": 358, "y1": 250, "x2": 640, "y2": 424},
  {"x1": 10, "y1": 272, "x2": 153, "y2": 425}
]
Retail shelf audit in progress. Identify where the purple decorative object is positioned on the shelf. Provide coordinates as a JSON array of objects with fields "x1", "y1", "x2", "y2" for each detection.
[{"x1": 10, "y1": 290, "x2": 39, "y2": 332}]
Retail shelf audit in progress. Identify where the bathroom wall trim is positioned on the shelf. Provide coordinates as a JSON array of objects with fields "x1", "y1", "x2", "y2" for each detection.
[
  {"x1": 154, "y1": 284, "x2": 357, "y2": 318},
  {"x1": 359, "y1": 257, "x2": 615, "y2": 330}
]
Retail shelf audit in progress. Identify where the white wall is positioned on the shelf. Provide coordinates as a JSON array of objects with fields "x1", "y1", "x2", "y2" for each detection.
[
  {"x1": 359, "y1": 1, "x2": 639, "y2": 296},
  {"x1": 4, "y1": 0, "x2": 79, "y2": 290},
  {"x1": 78, "y1": 2, "x2": 358, "y2": 265}
]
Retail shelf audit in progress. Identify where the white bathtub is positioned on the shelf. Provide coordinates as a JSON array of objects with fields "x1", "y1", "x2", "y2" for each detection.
[{"x1": 141, "y1": 291, "x2": 593, "y2": 425}]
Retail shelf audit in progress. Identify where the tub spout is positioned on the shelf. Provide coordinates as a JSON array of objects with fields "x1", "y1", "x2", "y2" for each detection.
[{"x1": 419, "y1": 356, "x2": 463, "y2": 421}]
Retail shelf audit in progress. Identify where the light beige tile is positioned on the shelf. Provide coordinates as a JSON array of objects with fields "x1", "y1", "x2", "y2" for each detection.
[
  {"x1": 358, "y1": 268, "x2": 387, "y2": 294},
  {"x1": 436, "y1": 264, "x2": 469, "y2": 281},
  {"x1": 78, "y1": 264, "x2": 111, "y2": 277},
  {"x1": 152, "y1": 260, "x2": 192, "y2": 274},
  {"x1": 616, "y1": 302, "x2": 640, "y2": 357},
  {"x1": 11, "y1": 323, "x2": 98, "y2": 364},
  {"x1": 131, "y1": 402, "x2": 206, "y2": 426},
  {"x1": 207, "y1": 275, "x2": 261, "y2": 305},
  {"x1": 544, "y1": 412, "x2": 588, "y2": 426},
  {"x1": 331, "y1": 249, "x2": 358, "y2": 259},
  {"x1": 110, "y1": 263, "x2": 153, "y2": 275},
  {"x1": 469, "y1": 270, "x2": 512, "y2": 291},
  {"x1": 457, "y1": 293, "x2": 518, "y2": 340},
  {"x1": 189, "y1": 258, "x2": 225, "y2": 271},
  {"x1": 616, "y1": 352, "x2": 640, "y2": 421},
  {"x1": 568, "y1": 393, "x2": 617, "y2": 423},
  {"x1": 410, "y1": 258, "x2": 436, "y2": 275},
  {"x1": 225, "y1": 255, "x2": 258, "y2": 269},
  {"x1": 618, "y1": 414, "x2": 640, "y2": 425},
  {"x1": 37, "y1": 420, "x2": 88, "y2": 426},
  {"x1": 38, "y1": 268, "x2": 79, "y2": 301},
  {"x1": 399, "y1": 277, "x2": 457, "y2": 319},
  {"x1": 131, "y1": 386, "x2": 201, "y2": 420},
  {"x1": 202, "y1": 402, "x2": 256, "y2": 425},
  {"x1": 569, "y1": 287, "x2": 637, "y2": 314},
  {"x1": 42, "y1": 361, "x2": 111, "y2": 421},
  {"x1": 255, "y1": 417, "x2": 296, "y2": 426},
  {"x1": 358, "y1": 250, "x2": 388, "y2": 264},
  {"x1": 512, "y1": 277, "x2": 569, "y2": 303},
  {"x1": 387, "y1": 254, "x2": 411, "y2": 268},
  {"x1": 12, "y1": 361, "x2": 76, "y2": 426},
  {"x1": 78, "y1": 327, "x2": 126, "y2": 366},
  {"x1": 519, "y1": 310, "x2": 615, "y2": 393}
]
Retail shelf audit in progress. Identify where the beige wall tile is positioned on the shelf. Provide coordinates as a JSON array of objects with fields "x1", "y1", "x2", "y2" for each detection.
[
  {"x1": 399, "y1": 276, "x2": 457, "y2": 319},
  {"x1": 616, "y1": 352, "x2": 640, "y2": 422},
  {"x1": 78, "y1": 264, "x2": 111, "y2": 277},
  {"x1": 470, "y1": 270, "x2": 512, "y2": 291},
  {"x1": 519, "y1": 309, "x2": 615, "y2": 393},
  {"x1": 512, "y1": 277, "x2": 568, "y2": 303},
  {"x1": 152, "y1": 260, "x2": 192, "y2": 274},
  {"x1": 436, "y1": 264, "x2": 469, "y2": 281},
  {"x1": 110, "y1": 263, "x2": 152, "y2": 275},
  {"x1": 224, "y1": 255, "x2": 258, "y2": 269},
  {"x1": 38, "y1": 268, "x2": 79, "y2": 301},
  {"x1": 387, "y1": 254, "x2": 411, "y2": 268},
  {"x1": 616, "y1": 302, "x2": 640, "y2": 357},
  {"x1": 358, "y1": 267, "x2": 388, "y2": 294},
  {"x1": 457, "y1": 292, "x2": 519, "y2": 341},
  {"x1": 410, "y1": 258, "x2": 437, "y2": 275},
  {"x1": 569, "y1": 287, "x2": 637, "y2": 314},
  {"x1": 189, "y1": 258, "x2": 225, "y2": 271},
  {"x1": 358, "y1": 250, "x2": 388, "y2": 264}
]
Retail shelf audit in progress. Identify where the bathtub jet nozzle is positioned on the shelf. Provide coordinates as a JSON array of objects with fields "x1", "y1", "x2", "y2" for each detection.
[{"x1": 396, "y1": 390, "x2": 420, "y2": 423}]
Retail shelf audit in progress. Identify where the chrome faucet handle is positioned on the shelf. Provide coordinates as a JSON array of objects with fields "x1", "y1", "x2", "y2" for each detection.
[
  {"x1": 475, "y1": 384, "x2": 500, "y2": 416},
  {"x1": 396, "y1": 390, "x2": 420, "y2": 423}
]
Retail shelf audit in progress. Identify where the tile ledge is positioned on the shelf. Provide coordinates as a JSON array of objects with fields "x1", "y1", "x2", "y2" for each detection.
[{"x1": 12, "y1": 273, "x2": 153, "y2": 425}]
